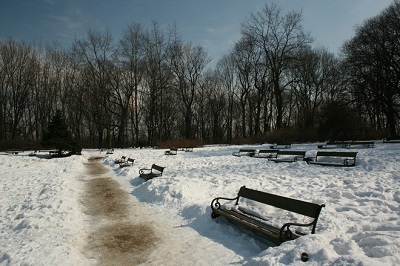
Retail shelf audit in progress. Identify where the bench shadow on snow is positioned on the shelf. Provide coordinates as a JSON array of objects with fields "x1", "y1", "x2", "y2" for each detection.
[{"x1": 128, "y1": 176, "x2": 272, "y2": 258}]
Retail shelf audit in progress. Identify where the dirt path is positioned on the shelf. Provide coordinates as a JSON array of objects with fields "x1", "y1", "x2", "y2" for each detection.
[
  {"x1": 80, "y1": 156, "x2": 241, "y2": 266},
  {"x1": 82, "y1": 157, "x2": 160, "y2": 265}
]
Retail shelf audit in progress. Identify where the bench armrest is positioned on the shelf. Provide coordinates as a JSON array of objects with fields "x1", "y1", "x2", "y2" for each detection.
[
  {"x1": 139, "y1": 168, "x2": 151, "y2": 175},
  {"x1": 279, "y1": 220, "x2": 317, "y2": 242},
  {"x1": 211, "y1": 196, "x2": 239, "y2": 218},
  {"x1": 343, "y1": 158, "x2": 355, "y2": 166}
]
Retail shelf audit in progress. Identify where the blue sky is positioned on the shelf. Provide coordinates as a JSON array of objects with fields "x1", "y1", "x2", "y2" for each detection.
[{"x1": 0, "y1": 0, "x2": 393, "y2": 66}]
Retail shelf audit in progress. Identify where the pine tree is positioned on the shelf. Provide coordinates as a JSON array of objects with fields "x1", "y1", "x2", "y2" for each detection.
[{"x1": 42, "y1": 110, "x2": 81, "y2": 156}]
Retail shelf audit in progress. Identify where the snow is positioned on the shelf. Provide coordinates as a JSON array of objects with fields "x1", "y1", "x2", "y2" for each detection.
[{"x1": 1, "y1": 142, "x2": 399, "y2": 265}]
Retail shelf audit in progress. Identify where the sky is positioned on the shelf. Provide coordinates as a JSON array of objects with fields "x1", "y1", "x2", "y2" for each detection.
[{"x1": 0, "y1": 0, "x2": 394, "y2": 67}]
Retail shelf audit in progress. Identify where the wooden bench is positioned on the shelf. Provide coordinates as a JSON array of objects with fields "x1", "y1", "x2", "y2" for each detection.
[
  {"x1": 270, "y1": 143, "x2": 291, "y2": 149},
  {"x1": 318, "y1": 141, "x2": 374, "y2": 149},
  {"x1": 307, "y1": 151, "x2": 357, "y2": 167},
  {"x1": 114, "y1": 156, "x2": 126, "y2": 164},
  {"x1": 139, "y1": 164, "x2": 165, "y2": 180},
  {"x1": 318, "y1": 141, "x2": 350, "y2": 149},
  {"x1": 211, "y1": 186, "x2": 325, "y2": 244},
  {"x1": 383, "y1": 137, "x2": 400, "y2": 143},
  {"x1": 6, "y1": 150, "x2": 24, "y2": 155},
  {"x1": 119, "y1": 158, "x2": 135, "y2": 168},
  {"x1": 232, "y1": 149, "x2": 256, "y2": 157},
  {"x1": 348, "y1": 141, "x2": 375, "y2": 148},
  {"x1": 270, "y1": 150, "x2": 306, "y2": 162},
  {"x1": 165, "y1": 148, "x2": 178, "y2": 155},
  {"x1": 252, "y1": 149, "x2": 279, "y2": 159}
]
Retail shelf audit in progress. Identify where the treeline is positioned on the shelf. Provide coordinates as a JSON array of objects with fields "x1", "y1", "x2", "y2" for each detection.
[{"x1": 1, "y1": 2, "x2": 399, "y2": 149}]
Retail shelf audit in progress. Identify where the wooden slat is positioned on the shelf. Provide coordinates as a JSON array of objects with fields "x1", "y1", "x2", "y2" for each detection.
[{"x1": 238, "y1": 186, "x2": 323, "y2": 218}]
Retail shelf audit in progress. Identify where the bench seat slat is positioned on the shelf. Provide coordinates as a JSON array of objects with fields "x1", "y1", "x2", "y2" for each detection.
[{"x1": 214, "y1": 208, "x2": 282, "y2": 241}]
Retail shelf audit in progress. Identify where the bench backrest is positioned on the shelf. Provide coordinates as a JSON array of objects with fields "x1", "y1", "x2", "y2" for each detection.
[
  {"x1": 127, "y1": 158, "x2": 134, "y2": 163},
  {"x1": 326, "y1": 141, "x2": 349, "y2": 145},
  {"x1": 317, "y1": 151, "x2": 357, "y2": 158},
  {"x1": 238, "y1": 186, "x2": 324, "y2": 218},
  {"x1": 277, "y1": 150, "x2": 306, "y2": 156},
  {"x1": 151, "y1": 164, "x2": 165, "y2": 174},
  {"x1": 239, "y1": 149, "x2": 256, "y2": 153}
]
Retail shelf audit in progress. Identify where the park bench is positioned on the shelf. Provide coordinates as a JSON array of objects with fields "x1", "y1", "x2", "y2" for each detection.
[
  {"x1": 6, "y1": 150, "x2": 24, "y2": 155},
  {"x1": 252, "y1": 149, "x2": 279, "y2": 159},
  {"x1": 139, "y1": 164, "x2": 165, "y2": 181},
  {"x1": 348, "y1": 141, "x2": 375, "y2": 148},
  {"x1": 114, "y1": 156, "x2": 126, "y2": 164},
  {"x1": 318, "y1": 141, "x2": 374, "y2": 149},
  {"x1": 270, "y1": 143, "x2": 291, "y2": 149},
  {"x1": 210, "y1": 186, "x2": 325, "y2": 244},
  {"x1": 318, "y1": 141, "x2": 350, "y2": 149},
  {"x1": 119, "y1": 158, "x2": 135, "y2": 168},
  {"x1": 165, "y1": 148, "x2": 178, "y2": 155},
  {"x1": 270, "y1": 150, "x2": 306, "y2": 163},
  {"x1": 232, "y1": 148, "x2": 256, "y2": 157},
  {"x1": 383, "y1": 137, "x2": 400, "y2": 143},
  {"x1": 307, "y1": 151, "x2": 357, "y2": 167}
]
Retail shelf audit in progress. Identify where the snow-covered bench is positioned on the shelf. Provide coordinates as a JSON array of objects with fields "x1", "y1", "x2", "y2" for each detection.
[
  {"x1": 114, "y1": 156, "x2": 126, "y2": 164},
  {"x1": 270, "y1": 143, "x2": 291, "y2": 149},
  {"x1": 232, "y1": 148, "x2": 256, "y2": 157},
  {"x1": 210, "y1": 186, "x2": 325, "y2": 244},
  {"x1": 252, "y1": 149, "x2": 279, "y2": 159},
  {"x1": 165, "y1": 148, "x2": 178, "y2": 155},
  {"x1": 270, "y1": 150, "x2": 306, "y2": 162},
  {"x1": 119, "y1": 158, "x2": 135, "y2": 168},
  {"x1": 139, "y1": 164, "x2": 165, "y2": 180},
  {"x1": 307, "y1": 151, "x2": 357, "y2": 167}
]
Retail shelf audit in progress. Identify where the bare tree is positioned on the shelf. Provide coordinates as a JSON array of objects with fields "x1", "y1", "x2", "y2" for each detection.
[
  {"x1": 170, "y1": 37, "x2": 210, "y2": 139},
  {"x1": 0, "y1": 40, "x2": 38, "y2": 140},
  {"x1": 241, "y1": 3, "x2": 312, "y2": 129},
  {"x1": 343, "y1": 0, "x2": 400, "y2": 137},
  {"x1": 215, "y1": 54, "x2": 237, "y2": 143},
  {"x1": 142, "y1": 21, "x2": 174, "y2": 145},
  {"x1": 72, "y1": 29, "x2": 116, "y2": 148},
  {"x1": 118, "y1": 23, "x2": 146, "y2": 146}
]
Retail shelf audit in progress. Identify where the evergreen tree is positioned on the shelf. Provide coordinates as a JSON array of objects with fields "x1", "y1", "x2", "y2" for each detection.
[{"x1": 42, "y1": 110, "x2": 81, "y2": 156}]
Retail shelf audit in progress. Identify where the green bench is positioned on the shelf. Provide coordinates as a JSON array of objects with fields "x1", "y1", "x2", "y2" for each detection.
[
  {"x1": 307, "y1": 151, "x2": 357, "y2": 167},
  {"x1": 252, "y1": 149, "x2": 279, "y2": 159},
  {"x1": 119, "y1": 158, "x2": 135, "y2": 168},
  {"x1": 232, "y1": 148, "x2": 256, "y2": 157},
  {"x1": 139, "y1": 164, "x2": 165, "y2": 181},
  {"x1": 270, "y1": 150, "x2": 307, "y2": 162},
  {"x1": 211, "y1": 186, "x2": 325, "y2": 244}
]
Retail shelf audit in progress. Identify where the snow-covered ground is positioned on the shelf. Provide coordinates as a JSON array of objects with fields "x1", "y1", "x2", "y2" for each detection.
[{"x1": 1, "y1": 142, "x2": 399, "y2": 265}]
